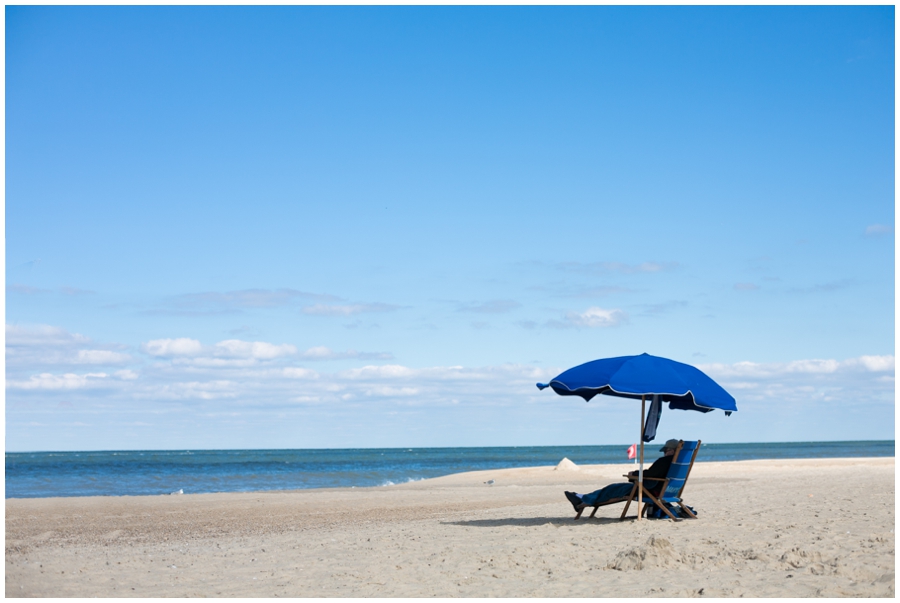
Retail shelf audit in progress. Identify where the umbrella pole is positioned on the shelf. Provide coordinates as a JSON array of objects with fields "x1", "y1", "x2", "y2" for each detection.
[{"x1": 638, "y1": 394, "x2": 645, "y2": 521}]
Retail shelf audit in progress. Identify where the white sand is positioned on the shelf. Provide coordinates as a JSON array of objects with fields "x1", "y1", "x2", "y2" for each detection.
[{"x1": 5, "y1": 457, "x2": 894, "y2": 597}]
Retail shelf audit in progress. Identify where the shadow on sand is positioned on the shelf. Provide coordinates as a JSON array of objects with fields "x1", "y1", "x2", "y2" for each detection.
[{"x1": 444, "y1": 516, "x2": 631, "y2": 528}]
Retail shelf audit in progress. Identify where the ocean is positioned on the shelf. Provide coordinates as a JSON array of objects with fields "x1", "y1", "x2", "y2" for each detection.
[{"x1": 5, "y1": 440, "x2": 894, "y2": 499}]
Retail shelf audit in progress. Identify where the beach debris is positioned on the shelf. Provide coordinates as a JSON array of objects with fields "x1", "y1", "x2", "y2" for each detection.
[
  {"x1": 554, "y1": 458, "x2": 579, "y2": 471},
  {"x1": 170, "y1": 489, "x2": 184, "y2": 495},
  {"x1": 484, "y1": 479, "x2": 495, "y2": 486}
]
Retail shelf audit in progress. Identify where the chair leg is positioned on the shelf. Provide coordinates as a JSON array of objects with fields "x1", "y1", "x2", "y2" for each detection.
[
  {"x1": 619, "y1": 483, "x2": 639, "y2": 520},
  {"x1": 678, "y1": 503, "x2": 697, "y2": 519},
  {"x1": 574, "y1": 508, "x2": 583, "y2": 520},
  {"x1": 639, "y1": 488, "x2": 682, "y2": 522},
  {"x1": 589, "y1": 506, "x2": 599, "y2": 518},
  {"x1": 653, "y1": 498, "x2": 681, "y2": 521},
  {"x1": 658, "y1": 502, "x2": 681, "y2": 522}
]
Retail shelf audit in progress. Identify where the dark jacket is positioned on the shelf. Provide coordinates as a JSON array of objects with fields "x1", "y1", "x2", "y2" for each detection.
[{"x1": 636, "y1": 454, "x2": 673, "y2": 496}]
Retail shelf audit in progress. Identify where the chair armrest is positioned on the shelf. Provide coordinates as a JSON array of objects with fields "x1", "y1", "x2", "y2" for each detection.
[{"x1": 625, "y1": 474, "x2": 665, "y2": 482}]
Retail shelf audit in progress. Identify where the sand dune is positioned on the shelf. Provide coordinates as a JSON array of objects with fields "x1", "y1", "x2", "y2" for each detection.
[{"x1": 5, "y1": 457, "x2": 894, "y2": 597}]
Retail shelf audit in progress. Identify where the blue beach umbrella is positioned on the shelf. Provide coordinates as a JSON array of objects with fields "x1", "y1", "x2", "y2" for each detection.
[{"x1": 536, "y1": 353, "x2": 736, "y2": 520}]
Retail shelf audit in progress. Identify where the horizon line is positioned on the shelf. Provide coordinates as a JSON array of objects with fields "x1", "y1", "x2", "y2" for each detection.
[{"x1": 5, "y1": 439, "x2": 895, "y2": 455}]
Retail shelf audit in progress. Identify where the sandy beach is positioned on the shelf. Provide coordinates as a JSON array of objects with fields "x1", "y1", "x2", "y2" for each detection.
[{"x1": 5, "y1": 457, "x2": 894, "y2": 597}]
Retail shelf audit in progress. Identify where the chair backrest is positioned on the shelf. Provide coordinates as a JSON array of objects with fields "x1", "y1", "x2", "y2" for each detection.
[{"x1": 661, "y1": 440, "x2": 700, "y2": 501}]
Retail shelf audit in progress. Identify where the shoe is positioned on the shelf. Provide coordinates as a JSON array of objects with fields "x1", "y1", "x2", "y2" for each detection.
[{"x1": 564, "y1": 491, "x2": 583, "y2": 512}]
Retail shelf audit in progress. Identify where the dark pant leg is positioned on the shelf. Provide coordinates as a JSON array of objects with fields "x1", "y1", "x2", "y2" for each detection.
[{"x1": 580, "y1": 482, "x2": 633, "y2": 506}]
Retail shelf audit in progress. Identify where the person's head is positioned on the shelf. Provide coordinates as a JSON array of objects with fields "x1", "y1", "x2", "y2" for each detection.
[{"x1": 659, "y1": 439, "x2": 680, "y2": 456}]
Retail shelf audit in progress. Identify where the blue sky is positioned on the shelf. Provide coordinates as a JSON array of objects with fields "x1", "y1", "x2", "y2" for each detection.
[{"x1": 6, "y1": 6, "x2": 895, "y2": 451}]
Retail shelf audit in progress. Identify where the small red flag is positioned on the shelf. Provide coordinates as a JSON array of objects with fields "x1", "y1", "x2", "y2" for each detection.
[{"x1": 627, "y1": 444, "x2": 637, "y2": 460}]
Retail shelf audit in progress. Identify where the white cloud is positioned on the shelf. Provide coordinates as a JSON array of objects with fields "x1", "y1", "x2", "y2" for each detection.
[
  {"x1": 142, "y1": 338, "x2": 203, "y2": 356},
  {"x1": 8, "y1": 324, "x2": 891, "y2": 441},
  {"x1": 8, "y1": 372, "x2": 109, "y2": 390},
  {"x1": 7, "y1": 324, "x2": 130, "y2": 368},
  {"x1": 149, "y1": 380, "x2": 240, "y2": 400},
  {"x1": 8, "y1": 284, "x2": 51, "y2": 295},
  {"x1": 302, "y1": 303, "x2": 400, "y2": 316},
  {"x1": 343, "y1": 364, "x2": 417, "y2": 379},
  {"x1": 853, "y1": 355, "x2": 895, "y2": 372},
  {"x1": 864, "y1": 224, "x2": 893, "y2": 238},
  {"x1": 302, "y1": 346, "x2": 334, "y2": 359},
  {"x1": 558, "y1": 261, "x2": 678, "y2": 275},
  {"x1": 364, "y1": 386, "x2": 420, "y2": 397},
  {"x1": 254, "y1": 362, "x2": 547, "y2": 407},
  {"x1": 283, "y1": 367, "x2": 318, "y2": 379},
  {"x1": 75, "y1": 349, "x2": 132, "y2": 364},
  {"x1": 699, "y1": 355, "x2": 894, "y2": 379},
  {"x1": 214, "y1": 339, "x2": 297, "y2": 359},
  {"x1": 299, "y1": 346, "x2": 392, "y2": 361},
  {"x1": 7, "y1": 323, "x2": 90, "y2": 347},
  {"x1": 564, "y1": 307, "x2": 627, "y2": 328},
  {"x1": 6, "y1": 325, "x2": 554, "y2": 408},
  {"x1": 172, "y1": 357, "x2": 260, "y2": 368},
  {"x1": 142, "y1": 337, "x2": 298, "y2": 365},
  {"x1": 290, "y1": 395, "x2": 323, "y2": 403},
  {"x1": 336, "y1": 363, "x2": 547, "y2": 390},
  {"x1": 697, "y1": 355, "x2": 894, "y2": 407},
  {"x1": 158, "y1": 288, "x2": 341, "y2": 313}
]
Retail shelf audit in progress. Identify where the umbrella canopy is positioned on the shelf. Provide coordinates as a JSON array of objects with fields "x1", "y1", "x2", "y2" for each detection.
[{"x1": 536, "y1": 353, "x2": 736, "y2": 414}]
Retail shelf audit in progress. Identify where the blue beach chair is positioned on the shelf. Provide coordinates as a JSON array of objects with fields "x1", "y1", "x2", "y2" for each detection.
[
  {"x1": 580, "y1": 440, "x2": 701, "y2": 521},
  {"x1": 619, "y1": 439, "x2": 700, "y2": 521}
]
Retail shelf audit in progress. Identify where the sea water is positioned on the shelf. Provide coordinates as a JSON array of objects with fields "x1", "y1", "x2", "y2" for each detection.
[{"x1": 5, "y1": 440, "x2": 894, "y2": 499}]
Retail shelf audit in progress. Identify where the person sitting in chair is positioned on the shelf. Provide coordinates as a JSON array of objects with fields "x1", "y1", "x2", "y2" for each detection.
[{"x1": 564, "y1": 438, "x2": 679, "y2": 513}]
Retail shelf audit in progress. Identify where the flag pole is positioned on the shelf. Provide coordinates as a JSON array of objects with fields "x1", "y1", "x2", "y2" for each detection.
[{"x1": 638, "y1": 394, "x2": 645, "y2": 521}]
